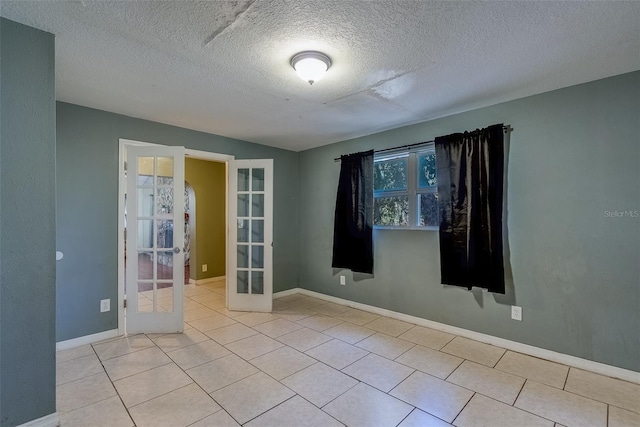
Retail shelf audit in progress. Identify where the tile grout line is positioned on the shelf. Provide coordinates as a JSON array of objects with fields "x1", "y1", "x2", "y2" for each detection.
[
  {"x1": 441, "y1": 364, "x2": 519, "y2": 404},
  {"x1": 394, "y1": 409, "x2": 413, "y2": 427},
  {"x1": 337, "y1": 357, "x2": 414, "y2": 396},
  {"x1": 493, "y1": 346, "x2": 509, "y2": 367},
  {"x1": 392, "y1": 341, "x2": 417, "y2": 361},
  {"x1": 238, "y1": 394, "x2": 300, "y2": 426},
  {"x1": 144, "y1": 330, "x2": 245, "y2": 425},
  {"x1": 245, "y1": 351, "x2": 314, "y2": 383},
  {"x1": 322, "y1": 346, "x2": 371, "y2": 372},
  {"x1": 511, "y1": 375, "x2": 527, "y2": 408},
  {"x1": 477, "y1": 390, "x2": 561, "y2": 426},
  {"x1": 154, "y1": 377, "x2": 228, "y2": 424},
  {"x1": 93, "y1": 335, "x2": 158, "y2": 360},
  {"x1": 104, "y1": 338, "x2": 178, "y2": 411},
  {"x1": 109, "y1": 358, "x2": 174, "y2": 383},
  {"x1": 220, "y1": 337, "x2": 284, "y2": 364},
  {"x1": 203, "y1": 356, "x2": 307, "y2": 425},
  {"x1": 318, "y1": 377, "x2": 363, "y2": 411},
  {"x1": 165, "y1": 354, "x2": 229, "y2": 376},
  {"x1": 56, "y1": 372, "x2": 121, "y2": 421},
  {"x1": 91, "y1": 341, "x2": 137, "y2": 426},
  {"x1": 510, "y1": 379, "x2": 599, "y2": 425},
  {"x1": 125, "y1": 382, "x2": 225, "y2": 427},
  {"x1": 450, "y1": 391, "x2": 476, "y2": 426},
  {"x1": 286, "y1": 392, "x2": 348, "y2": 426},
  {"x1": 442, "y1": 358, "x2": 464, "y2": 382},
  {"x1": 274, "y1": 329, "x2": 335, "y2": 353},
  {"x1": 562, "y1": 366, "x2": 571, "y2": 390},
  {"x1": 271, "y1": 358, "x2": 361, "y2": 416},
  {"x1": 329, "y1": 332, "x2": 376, "y2": 346},
  {"x1": 58, "y1": 394, "x2": 130, "y2": 424},
  {"x1": 530, "y1": 376, "x2": 626, "y2": 413}
]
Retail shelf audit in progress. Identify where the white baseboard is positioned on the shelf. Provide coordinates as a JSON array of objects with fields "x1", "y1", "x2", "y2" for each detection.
[
  {"x1": 290, "y1": 288, "x2": 640, "y2": 384},
  {"x1": 18, "y1": 412, "x2": 59, "y2": 427},
  {"x1": 273, "y1": 288, "x2": 300, "y2": 299},
  {"x1": 195, "y1": 276, "x2": 226, "y2": 285},
  {"x1": 56, "y1": 329, "x2": 120, "y2": 351}
]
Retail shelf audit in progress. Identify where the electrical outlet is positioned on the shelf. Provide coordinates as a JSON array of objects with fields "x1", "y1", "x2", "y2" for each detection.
[
  {"x1": 100, "y1": 299, "x2": 110, "y2": 313},
  {"x1": 340, "y1": 275, "x2": 346, "y2": 285},
  {"x1": 202, "y1": 264, "x2": 208, "y2": 272},
  {"x1": 511, "y1": 305, "x2": 522, "y2": 321}
]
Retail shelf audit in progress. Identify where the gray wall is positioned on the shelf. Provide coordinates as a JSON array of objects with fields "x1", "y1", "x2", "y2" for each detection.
[
  {"x1": 0, "y1": 18, "x2": 57, "y2": 426},
  {"x1": 298, "y1": 71, "x2": 640, "y2": 372},
  {"x1": 56, "y1": 102, "x2": 299, "y2": 341}
]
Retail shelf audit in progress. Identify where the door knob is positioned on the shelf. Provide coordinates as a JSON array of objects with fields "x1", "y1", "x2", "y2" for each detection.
[{"x1": 173, "y1": 247, "x2": 181, "y2": 254}]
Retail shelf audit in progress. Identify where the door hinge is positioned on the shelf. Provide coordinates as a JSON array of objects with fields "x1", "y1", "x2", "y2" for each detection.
[
  {"x1": 124, "y1": 161, "x2": 127, "y2": 172},
  {"x1": 123, "y1": 299, "x2": 127, "y2": 308}
]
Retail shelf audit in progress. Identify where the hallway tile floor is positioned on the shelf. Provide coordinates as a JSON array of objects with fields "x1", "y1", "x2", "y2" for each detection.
[{"x1": 56, "y1": 283, "x2": 640, "y2": 426}]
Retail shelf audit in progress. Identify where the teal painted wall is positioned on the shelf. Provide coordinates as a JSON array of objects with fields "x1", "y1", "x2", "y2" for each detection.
[
  {"x1": 0, "y1": 18, "x2": 57, "y2": 426},
  {"x1": 56, "y1": 102, "x2": 299, "y2": 341},
  {"x1": 298, "y1": 72, "x2": 640, "y2": 371}
]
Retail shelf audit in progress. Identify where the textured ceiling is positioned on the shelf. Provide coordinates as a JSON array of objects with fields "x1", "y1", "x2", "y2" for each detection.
[{"x1": 2, "y1": 1, "x2": 639, "y2": 151}]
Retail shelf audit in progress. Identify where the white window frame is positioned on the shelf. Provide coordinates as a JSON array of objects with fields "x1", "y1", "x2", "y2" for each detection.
[{"x1": 373, "y1": 143, "x2": 438, "y2": 231}]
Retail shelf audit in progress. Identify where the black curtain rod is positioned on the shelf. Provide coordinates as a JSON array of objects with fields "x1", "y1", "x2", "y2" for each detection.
[{"x1": 334, "y1": 125, "x2": 513, "y2": 162}]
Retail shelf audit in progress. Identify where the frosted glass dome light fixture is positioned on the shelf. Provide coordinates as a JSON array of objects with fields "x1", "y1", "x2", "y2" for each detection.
[{"x1": 291, "y1": 51, "x2": 331, "y2": 85}]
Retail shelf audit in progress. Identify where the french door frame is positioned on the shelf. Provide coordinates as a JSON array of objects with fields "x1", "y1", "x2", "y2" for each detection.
[
  {"x1": 117, "y1": 139, "x2": 233, "y2": 336},
  {"x1": 227, "y1": 159, "x2": 274, "y2": 312}
]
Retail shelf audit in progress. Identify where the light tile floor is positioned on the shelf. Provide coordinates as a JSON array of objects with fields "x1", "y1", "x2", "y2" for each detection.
[{"x1": 56, "y1": 283, "x2": 640, "y2": 426}]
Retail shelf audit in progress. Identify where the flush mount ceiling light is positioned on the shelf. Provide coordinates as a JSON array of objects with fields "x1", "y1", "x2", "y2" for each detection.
[{"x1": 291, "y1": 51, "x2": 331, "y2": 85}]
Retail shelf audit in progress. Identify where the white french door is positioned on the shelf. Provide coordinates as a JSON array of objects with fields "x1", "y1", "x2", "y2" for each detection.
[
  {"x1": 228, "y1": 159, "x2": 273, "y2": 312},
  {"x1": 126, "y1": 145, "x2": 185, "y2": 333}
]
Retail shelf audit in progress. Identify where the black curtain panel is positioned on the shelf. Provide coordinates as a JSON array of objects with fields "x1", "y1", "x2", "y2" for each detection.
[
  {"x1": 332, "y1": 150, "x2": 374, "y2": 274},
  {"x1": 435, "y1": 124, "x2": 505, "y2": 293}
]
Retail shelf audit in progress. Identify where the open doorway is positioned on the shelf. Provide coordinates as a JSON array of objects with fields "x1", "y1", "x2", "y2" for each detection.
[
  {"x1": 185, "y1": 182, "x2": 195, "y2": 285},
  {"x1": 184, "y1": 158, "x2": 227, "y2": 287}
]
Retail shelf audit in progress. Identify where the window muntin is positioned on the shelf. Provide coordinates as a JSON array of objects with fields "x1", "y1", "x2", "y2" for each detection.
[{"x1": 373, "y1": 145, "x2": 438, "y2": 229}]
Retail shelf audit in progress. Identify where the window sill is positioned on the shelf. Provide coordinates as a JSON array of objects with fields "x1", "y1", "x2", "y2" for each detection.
[{"x1": 374, "y1": 225, "x2": 439, "y2": 231}]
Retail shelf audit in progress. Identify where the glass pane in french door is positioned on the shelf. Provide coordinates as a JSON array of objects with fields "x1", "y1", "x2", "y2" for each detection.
[
  {"x1": 137, "y1": 282, "x2": 153, "y2": 312},
  {"x1": 134, "y1": 155, "x2": 176, "y2": 313},
  {"x1": 236, "y1": 167, "x2": 265, "y2": 295}
]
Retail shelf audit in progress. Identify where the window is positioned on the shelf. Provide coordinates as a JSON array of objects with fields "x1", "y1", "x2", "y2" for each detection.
[{"x1": 373, "y1": 144, "x2": 438, "y2": 229}]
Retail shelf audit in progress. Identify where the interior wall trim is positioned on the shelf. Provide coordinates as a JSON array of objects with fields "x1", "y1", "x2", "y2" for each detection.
[
  {"x1": 17, "y1": 412, "x2": 59, "y2": 427},
  {"x1": 195, "y1": 276, "x2": 226, "y2": 285},
  {"x1": 56, "y1": 329, "x2": 119, "y2": 351},
  {"x1": 272, "y1": 288, "x2": 300, "y2": 298},
  {"x1": 274, "y1": 288, "x2": 640, "y2": 384}
]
